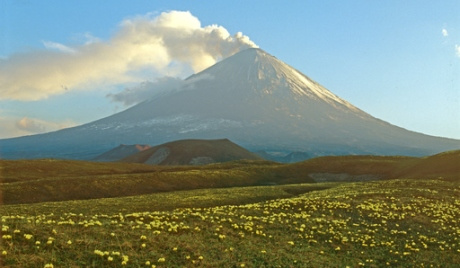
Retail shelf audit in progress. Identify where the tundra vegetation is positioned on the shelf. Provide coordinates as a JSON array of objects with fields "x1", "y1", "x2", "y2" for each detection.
[
  {"x1": 1, "y1": 178, "x2": 459, "y2": 267},
  {"x1": 1, "y1": 151, "x2": 459, "y2": 267}
]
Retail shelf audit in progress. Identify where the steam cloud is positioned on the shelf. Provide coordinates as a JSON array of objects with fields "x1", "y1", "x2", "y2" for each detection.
[
  {"x1": 16, "y1": 117, "x2": 48, "y2": 133},
  {"x1": 107, "y1": 73, "x2": 215, "y2": 106},
  {"x1": 0, "y1": 11, "x2": 257, "y2": 101},
  {"x1": 107, "y1": 77, "x2": 184, "y2": 106},
  {"x1": 15, "y1": 117, "x2": 75, "y2": 134},
  {"x1": 0, "y1": 117, "x2": 76, "y2": 138}
]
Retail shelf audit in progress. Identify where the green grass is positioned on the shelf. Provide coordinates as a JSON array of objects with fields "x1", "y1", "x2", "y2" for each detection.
[{"x1": 1, "y1": 178, "x2": 459, "y2": 267}]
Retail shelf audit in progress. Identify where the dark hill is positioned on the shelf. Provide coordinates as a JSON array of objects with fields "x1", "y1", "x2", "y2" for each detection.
[
  {"x1": 121, "y1": 139, "x2": 263, "y2": 165},
  {"x1": 93, "y1": 144, "x2": 151, "y2": 162}
]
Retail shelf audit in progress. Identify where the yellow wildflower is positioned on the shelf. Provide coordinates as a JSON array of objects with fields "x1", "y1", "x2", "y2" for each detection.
[{"x1": 24, "y1": 234, "x2": 33, "y2": 240}]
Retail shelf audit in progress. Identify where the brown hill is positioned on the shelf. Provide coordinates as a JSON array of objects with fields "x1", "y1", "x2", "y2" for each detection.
[
  {"x1": 93, "y1": 144, "x2": 151, "y2": 162},
  {"x1": 0, "y1": 159, "x2": 313, "y2": 204},
  {"x1": 0, "y1": 159, "x2": 159, "y2": 184},
  {"x1": 121, "y1": 139, "x2": 263, "y2": 165},
  {"x1": 289, "y1": 150, "x2": 460, "y2": 182},
  {"x1": 1, "y1": 150, "x2": 458, "y2": 205},
  {"x1": 392, "y1": 150, "x2": 460, "y2": 180},
  {"x1": 289, "y1": 155, "x2": 417, "y2": 182}
]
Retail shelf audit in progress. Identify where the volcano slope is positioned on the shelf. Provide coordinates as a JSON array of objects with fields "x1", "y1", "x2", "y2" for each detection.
[{"x1": 1, "y1": 48, "x2": 459, "y2": 160}]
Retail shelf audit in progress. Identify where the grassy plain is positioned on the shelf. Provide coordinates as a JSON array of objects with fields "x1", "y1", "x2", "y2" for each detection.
[
  {"x1": 1, "y1": 150, "x2": 459, "y2": 266},
  {"x1": 1, "y1": 178, "x2": 459, "y2": 267}
]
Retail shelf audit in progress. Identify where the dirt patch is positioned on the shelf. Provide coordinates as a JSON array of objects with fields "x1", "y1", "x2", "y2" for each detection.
[{"x1": 145, "y1": 147, "x2": 170, "y2": 164}]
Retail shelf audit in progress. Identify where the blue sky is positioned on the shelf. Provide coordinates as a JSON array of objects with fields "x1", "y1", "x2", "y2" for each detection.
[{"x1": 1, "y1": 0, "x2": 459, "y2": 139}]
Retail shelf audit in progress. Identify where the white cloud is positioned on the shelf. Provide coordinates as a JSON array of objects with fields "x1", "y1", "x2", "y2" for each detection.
[
  {"x1": 16, "y1": 117, "x2": 48, "y2": 133},
  {"x1": 442, "y1": 28, "x2": 449, "y2": 37},
  {"x1": 0, "y1": 116, "x2": 76, "y2": 138},
  {"x1": 0, "y1": 10, "x2": 257, "y2": 101},
  {"x1": 42, "y1": 41, "x2": 76, "y2": 53},
  {"x1": 81, "y1": 32, "x2": 101, "y2": 45},
  {"x1": 456, "y1": 44, "x2": 460, "y2": 58}
]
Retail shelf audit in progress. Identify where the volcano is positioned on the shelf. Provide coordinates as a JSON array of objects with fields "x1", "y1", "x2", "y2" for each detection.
[{"x1": 1, "y1": 48, "x2": 459, "y2": 160}]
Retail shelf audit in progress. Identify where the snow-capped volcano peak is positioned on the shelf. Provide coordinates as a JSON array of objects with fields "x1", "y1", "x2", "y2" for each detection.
[
  {"x1": 185, "y1": 48, "x2": 358, "y2": 112},
  {"x1": 1, "y1": 48, "x2": 458, "y2": 160}
]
